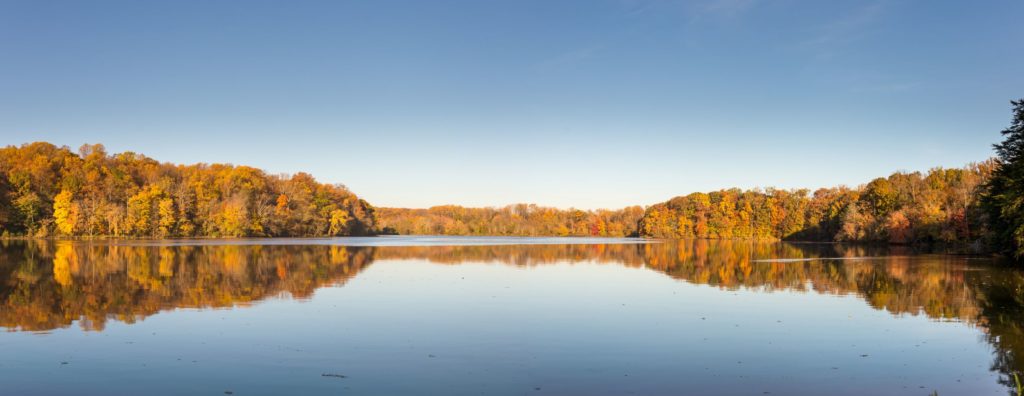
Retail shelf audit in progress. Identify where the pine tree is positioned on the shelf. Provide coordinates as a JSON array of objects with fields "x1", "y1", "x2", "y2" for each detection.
[{"x1": 982, "y1": 99, "x2": 1024, "y2": 258}]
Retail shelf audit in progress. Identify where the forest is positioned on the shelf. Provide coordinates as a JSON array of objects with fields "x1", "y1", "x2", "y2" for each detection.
[
  {"x1": 0, "y1": 142, "x2": 376, "y2": 238},
  {"x1": 387, "y1": 99, "x2": 1024, "y2": 258},
  {"x1": 377, "y1": 205, "x2": 645, "y2": 237},
  {"x1": 0, "y1": 143, "x2": 1006, "y2": 248},
  {"x1": 0, "y1": 142, "x2": 1004, "y2": 251},
  {"x1": 638, "y1": 162, "x2": 995, "y2": 247},
  {"x1": 373, "y1": 161, "x2": 998, "y2": 251},
  {"x1": 1, "y1": 100, "x2": 1022, "y2": 257}
]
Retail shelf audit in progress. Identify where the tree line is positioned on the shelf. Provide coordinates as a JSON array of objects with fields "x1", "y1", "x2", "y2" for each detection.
[
  {"x1": 376, "y1": 205, "x2": 645, "y2": 237},
  {"x1": 638, "y1": 99, "x2": 1024, "y2": 258},
  {"x1": 0, "y1": 142, "x2": 1007, "y2": 249},
  {"x1": 375, "y1": 163, "x2": 998, "y2": 252},
  {"x1": 0, "y1": 143, "x2": 376, "y2": 238},
  {"x1": 638, "y1": 162, "x2": 995, "y2": 247},
  {"x1": 2, "y1": 99, "x2": 1023, "y2": 257}
]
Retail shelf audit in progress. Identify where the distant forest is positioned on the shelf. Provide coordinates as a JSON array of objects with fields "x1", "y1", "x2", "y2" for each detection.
[
  {"x1": 2, "y1": 99, "x2": 1023, "y2": 257},
  {"x1": 386, "y1": 99, "x2": 1024, "y2": 258},
  {"x1": 377, "y1": 205, "x2": 645, "y2": 237},
  {"x1": 0, "y1": 142, "x2": 996, "y2": 246},
  {"x1": 377, "y1": 163, "x2": 995, "y2": 249},
  {"x1": 0, "y1": 143, "x2": 1003, "y2": 248}
]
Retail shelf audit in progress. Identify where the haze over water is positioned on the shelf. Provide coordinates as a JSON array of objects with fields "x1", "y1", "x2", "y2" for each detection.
[{"x1": 0, "y1": 237, "x2": 1020, "y2": 395}]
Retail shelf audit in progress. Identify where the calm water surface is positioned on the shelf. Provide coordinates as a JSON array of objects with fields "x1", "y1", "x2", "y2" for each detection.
[{"x1": 1, "y1": 237, "x2": 1022, "y2": 395}]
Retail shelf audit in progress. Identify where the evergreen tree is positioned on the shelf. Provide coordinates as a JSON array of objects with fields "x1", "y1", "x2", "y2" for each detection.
[{"x1": 982, "y1": 99, "x2": 1024, "y2": 257}]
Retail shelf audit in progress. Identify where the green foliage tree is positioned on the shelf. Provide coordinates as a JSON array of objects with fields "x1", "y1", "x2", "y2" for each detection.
[
  {"x1": 982, "y1": 99, "x2": 1024, "y2": 258},
  {"x1": 13, "y1": 192, "x2": 42, "y2": 233},
  {"x1": 860, "y1": 178, "x2": 898, "y2": 218}
]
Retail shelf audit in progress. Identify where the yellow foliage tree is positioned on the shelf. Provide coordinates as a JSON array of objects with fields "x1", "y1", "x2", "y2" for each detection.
[
  {"x1": 329, "y1": 209, "x2": 349, "y2": 236},
  {"x1": 218, "y1": 199, "x2": 249, "y2": 237},
  {"x1": 126, "y1": 185, "x2": 166, "y2": 236},
  {"x1": 157, "y1": 198, "x2": 176, "y2": 237},
  {"x1": 53, "y1": 190, "x2": 78, "y2": 235}
]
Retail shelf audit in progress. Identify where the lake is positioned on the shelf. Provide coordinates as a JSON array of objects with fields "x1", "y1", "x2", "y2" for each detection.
[{"x1": 1, "y1": 237, "x2": 1021, "y2": 395}]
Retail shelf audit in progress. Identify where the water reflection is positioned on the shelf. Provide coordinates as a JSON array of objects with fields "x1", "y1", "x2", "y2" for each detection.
[
  {"x1": 1, "y1": 239, "x2": 1023, "y2": 391},
  {"x1": 1, "y1": 241, "x2": 373, "y2": 332}
]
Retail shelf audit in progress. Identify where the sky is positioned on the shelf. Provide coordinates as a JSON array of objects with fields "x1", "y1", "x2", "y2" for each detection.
[{"x1": 1, "y1": 0, "x2": 1022, "y2": 210}]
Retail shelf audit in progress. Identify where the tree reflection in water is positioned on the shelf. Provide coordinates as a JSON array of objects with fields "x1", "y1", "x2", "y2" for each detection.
[{"x1": 0, "y1": 239, "x2": 1021, "y2": 390}]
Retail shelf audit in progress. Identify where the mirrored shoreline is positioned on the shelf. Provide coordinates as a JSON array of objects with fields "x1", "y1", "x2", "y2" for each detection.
[{"x1": 2, "y1": 238, "x2": 1022, "y2": 394}]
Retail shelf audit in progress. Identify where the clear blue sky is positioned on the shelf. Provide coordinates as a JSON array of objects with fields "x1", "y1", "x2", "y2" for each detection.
[{"x1": 1, "y1": 0, "x2": 1021, "y2": 209}]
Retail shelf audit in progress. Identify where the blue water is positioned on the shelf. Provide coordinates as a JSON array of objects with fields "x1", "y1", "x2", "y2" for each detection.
[{"x1": 0, "y1": 237, "x2": 1015, "y2": 395}]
